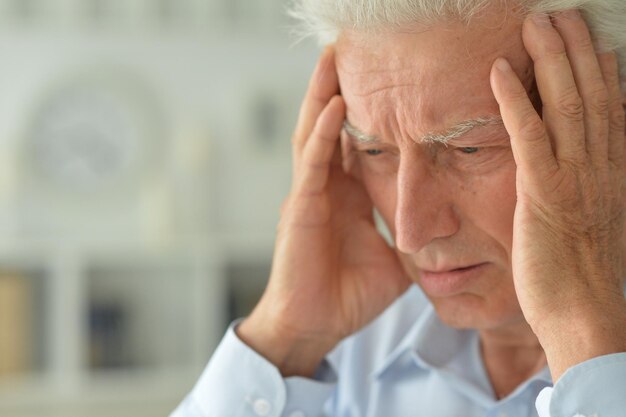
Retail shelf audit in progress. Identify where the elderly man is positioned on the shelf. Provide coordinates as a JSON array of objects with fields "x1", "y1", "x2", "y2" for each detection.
[{"x1": 172, "y1": 0, "x2": 626, "y2": 416}]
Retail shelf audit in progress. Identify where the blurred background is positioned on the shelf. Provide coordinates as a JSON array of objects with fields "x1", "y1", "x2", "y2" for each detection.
[{"x1": 0, "y1": 0, "x2": 318, "y2": 416}]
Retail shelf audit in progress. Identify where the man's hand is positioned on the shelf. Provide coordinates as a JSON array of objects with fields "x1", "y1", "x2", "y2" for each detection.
[
  {"x1": 237, "y1": 47, "x2": 411, "y2": 377},
  {"x1": 491, "y1": 10, "x2": 626, "y2": 381}
]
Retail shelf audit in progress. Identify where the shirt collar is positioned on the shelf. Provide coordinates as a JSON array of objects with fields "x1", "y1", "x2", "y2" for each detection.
[
  {"x1": 371, "y1": 304, "x2": 552, "y2": 387},
  {"x1": 372, "y1": 304, "x2": 473, "y2": 379}
]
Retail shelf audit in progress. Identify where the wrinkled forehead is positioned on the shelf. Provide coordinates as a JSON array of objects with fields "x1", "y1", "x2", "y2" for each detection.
[
  {"x1": 335, "y1": 15, "x2": 533, "y2": 135},
  {"x1": 342, "y1": 37, "x2": 516, "y2": 83},
  {"x1": 335, "y1": 11, "x2": 531, "y2": 83}
]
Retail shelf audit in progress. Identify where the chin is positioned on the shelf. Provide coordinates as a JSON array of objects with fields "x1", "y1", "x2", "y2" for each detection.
[{"x1": 426, "y1": 292, "x2": 526, "y2": 330}]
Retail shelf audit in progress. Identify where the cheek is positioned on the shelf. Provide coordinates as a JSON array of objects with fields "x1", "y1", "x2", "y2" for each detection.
[{"x1": 455, "y1": 163, "x2": 518, "y2": 259}]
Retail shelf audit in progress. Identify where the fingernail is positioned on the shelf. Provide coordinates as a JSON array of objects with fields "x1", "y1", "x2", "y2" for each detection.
[
  {"x1": 494, "y1": 57, "x2": 512, "y2": 73},
  {"x1": 531, "y1": 13, "x2": 552, "y2": 28}
]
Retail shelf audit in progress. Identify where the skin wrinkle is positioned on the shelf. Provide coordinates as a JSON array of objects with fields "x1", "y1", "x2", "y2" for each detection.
[
  {"x1": 350, "y1": 83, "x2": 422, "y2": 98},
  {"x1": 344, "y1": 116, "x2": 505, "y2": 145},
  {"x1": 339, "y1": 62, "x2": 424, "y2": 75}
]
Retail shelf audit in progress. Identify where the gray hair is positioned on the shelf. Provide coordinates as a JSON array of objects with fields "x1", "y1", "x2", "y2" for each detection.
[{"x1": 288, "y1": 0, "x2": 626, "y2": 81}]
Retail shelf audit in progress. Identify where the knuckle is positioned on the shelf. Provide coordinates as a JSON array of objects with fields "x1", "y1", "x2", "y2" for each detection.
[
  {"x1": 539, "y1": 37, "x2": 567, "y2": 58},
  {"x1": 555, "y1": 88, "x2": 584, "y2": 120},
  {"x1": 573, "y1": 35, "x2": 595, "y2": 55},
  {"x1": 507, "y1": 86, "x2": 532, "y2": 103},
  {"x1": 302, "y1": 150, "x2": 331, "y2": 173},
  {"x1": 541, "y1": 48, "x2": 568, "y2": 66},
  {"x1": 517, "y1": 112, "x2": 546, "y2": 140},
  {"x1": 586, "y1": 86, "x2": 610, "y2": 116},
  {"x1": 309, "y1": 87, "x2": 327, "y2": 104},
  {"x1": 313, "y1": 128, "x2": 339, "y2": 145},
  {"x1": 602, "y1": 62, "x2": 620, "y2": 86}
]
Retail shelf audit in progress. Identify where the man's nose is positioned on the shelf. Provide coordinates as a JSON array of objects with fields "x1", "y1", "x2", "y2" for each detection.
[{"x1": 394, "y1": 157, "x2": 460, "y2": 254}]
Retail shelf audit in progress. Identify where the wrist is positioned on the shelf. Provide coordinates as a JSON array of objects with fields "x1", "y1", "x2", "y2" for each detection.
[
  {"x1": 534, "y1": 301, "x2": 626, "y2": 381},
  {"x1": 237, "y1": 311, "x2": 339, "y2": 378}
]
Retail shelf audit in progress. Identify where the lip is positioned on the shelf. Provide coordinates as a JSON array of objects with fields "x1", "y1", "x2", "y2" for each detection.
[{"x1": 418, "y1": 263, "x2": 489, "y2": 297}]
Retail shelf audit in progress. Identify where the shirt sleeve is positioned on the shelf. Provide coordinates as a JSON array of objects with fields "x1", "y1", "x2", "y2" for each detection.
[
  {"x1": 535, "y1": 352, "x2": 626, "y2": 417},
  {"x1": 169, "y1": 321, "x2": 338, "y2": 417}
]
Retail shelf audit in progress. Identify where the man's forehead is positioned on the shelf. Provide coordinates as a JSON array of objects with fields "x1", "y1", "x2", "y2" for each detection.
[
  {"x1": 335, "y1": 12, "x2": 533, "y2": 144},
  {"x1": 335, "y1": 12, "x2": 529, "y2": 86}
]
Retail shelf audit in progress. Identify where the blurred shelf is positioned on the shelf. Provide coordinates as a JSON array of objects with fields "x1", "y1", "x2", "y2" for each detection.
[
  {"x1": 0, "y1": 245, "x2": 232, "y2": 414},
  {"x1": 0, "y1": 240, "x2": 275, "y2": 411}
]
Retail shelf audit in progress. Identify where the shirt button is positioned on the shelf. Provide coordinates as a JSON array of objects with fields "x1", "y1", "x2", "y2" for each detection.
[
  {"x1": 253, "y1": 398, "x2": 272, "y2": 416},
  {"x1": 289, "y1": 411, "x2": 306, "y2": 417}
]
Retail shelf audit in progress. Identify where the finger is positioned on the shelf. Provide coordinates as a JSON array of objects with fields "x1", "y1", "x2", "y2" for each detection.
[
  {"x1": 552, "y1": 9, "x2": 610, "y2": 165},
  {"x1": 294, "y1": 95, "x2": 346, "y2": 196},
  {"x1": 523, "y1": 13, "x2": 586, "y2": 162},
  {"x1": 597, "y1": 52, "x2": 626, "y2": 165},
  {"x1": 292, "y1": 46, "x2": 339, "y2": 158},
  {"x1": 280, "y1": 196, "x2": 291, "y2": 217},
  {"x1": 491, "y1": 57, "x2": 558, "y2": 181}
]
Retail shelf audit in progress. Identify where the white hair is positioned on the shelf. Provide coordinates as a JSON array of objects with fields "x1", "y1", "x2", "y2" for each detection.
[{"x1": 288, "y1": 0, "x2": 626, "y2": 81}]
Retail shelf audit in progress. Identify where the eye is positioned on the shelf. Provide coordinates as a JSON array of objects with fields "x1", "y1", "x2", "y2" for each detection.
[
  {"x1": 365, "y1": 149, "x2": 384, "y2": 156},
  {"x1": 458, "y1": 147, "x2": 480, "y2": 154}
]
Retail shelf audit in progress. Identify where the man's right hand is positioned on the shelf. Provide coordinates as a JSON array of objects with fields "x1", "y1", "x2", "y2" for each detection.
[{"x1": 236, "y1": 47, "x2": 411, "y2": 377}]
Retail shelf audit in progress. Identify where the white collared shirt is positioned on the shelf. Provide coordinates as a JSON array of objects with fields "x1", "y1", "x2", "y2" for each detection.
[{"x1": 171, "y1": 285, "x2": 626, "y2": 417}]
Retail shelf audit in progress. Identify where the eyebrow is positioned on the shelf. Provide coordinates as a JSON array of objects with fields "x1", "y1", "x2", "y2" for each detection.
[
  {"x1": 343, "y1": 115, "x2": 504, "y2": 145},
  {"x1": 343, "y1": 120, "x2": 379, "y2": 143}
]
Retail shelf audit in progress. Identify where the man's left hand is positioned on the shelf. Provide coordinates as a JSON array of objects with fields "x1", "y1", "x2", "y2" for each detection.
[{"x1": 490, "y1": 9, "x2": 626, "y2": 381}]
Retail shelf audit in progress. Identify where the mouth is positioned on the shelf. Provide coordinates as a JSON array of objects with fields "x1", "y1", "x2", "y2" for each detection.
[
  {"x1": 418, "y1": 262, "x2": 489, "y2": 297},
  {"x1": 421, "y1": 263, "x2": 488, "y2": 274}
]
